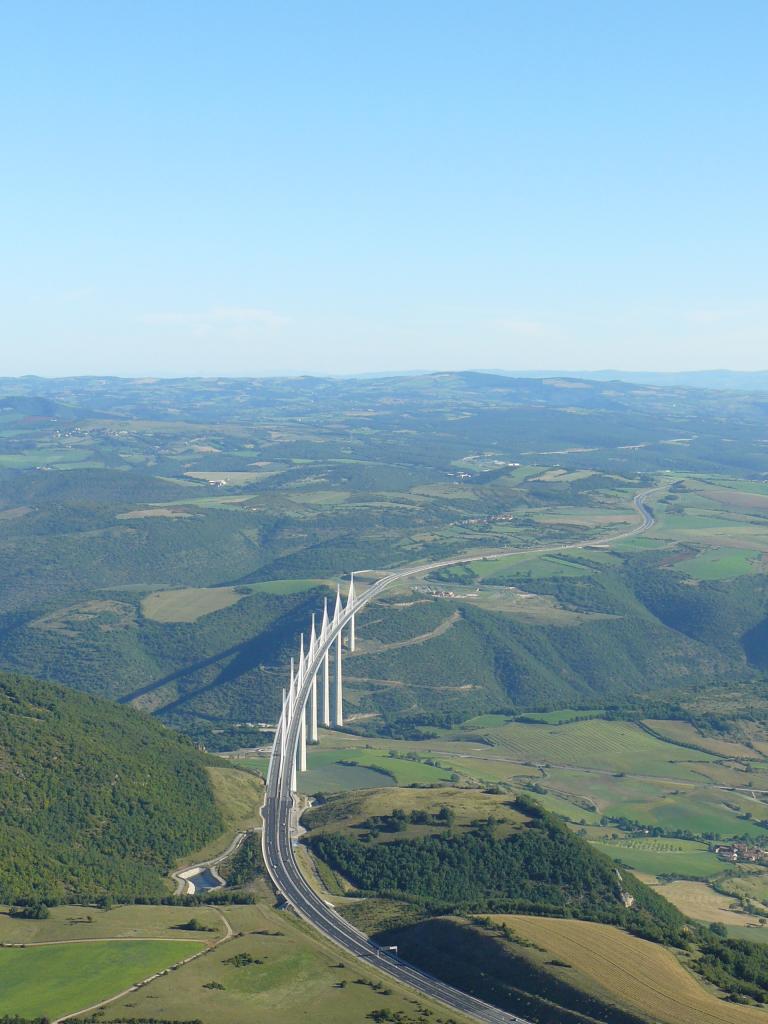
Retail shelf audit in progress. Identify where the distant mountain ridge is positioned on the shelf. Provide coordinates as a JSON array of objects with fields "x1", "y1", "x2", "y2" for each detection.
[{"x1": 488, "y1": 368, "x2": 768, "y2": 392}]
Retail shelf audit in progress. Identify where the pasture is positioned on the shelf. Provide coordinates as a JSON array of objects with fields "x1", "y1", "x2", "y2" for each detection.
[
  {"x1": 540, "y1": 762, "x2": 768, "y2": 840},
  {"x1": 183, "y1": 470, "x2": 277, "y2": 484},
  {"x1": 236, "y1": 754, "x2": 271, "y2": 776},
  {"x1": 675, "y1": 546, "x2": 762, "y2": 580},
  {"x1": 517, "y1": 708, "x2": 602, "y2": 725},
  {"x1": 297, "y1": 744, "x2": 453, "y2": 792},
  {"x1": 531, "y1": 789, "x2": 602, "y2": 824},
  {"x1": 141, "y1": 586, "x2": 244, "y2": 622},
  {"x1": 0, "y1": 904, "x2": 225, "y2": 944},
  {"x1": 91, "y1": 899, "x2": 475, "y2": 1024},
  {"x1": 718, "y1": 870, "x2": 768, "y2": 906},
  {"x1": 299, "y1": 762, "x2": 396, "y2": 792},
  {"x1": 334, "y1": 747, "x2": 453, "y2": 784},
  {"x1": 589, "y1": 838, "x2": 724, "y2": 879},
  {"x1": 497, "y1": 915, "x2": 767, "y2": 1024},
  {"x1": 484, "y1": 718, "x2": 717, "y2": 779},
  {"x1": 470, "y1": 552, "x2": 595, "y2": 579},
  {"x1": 0, "y1": 939, "x2": 204, "y2": 1020}
]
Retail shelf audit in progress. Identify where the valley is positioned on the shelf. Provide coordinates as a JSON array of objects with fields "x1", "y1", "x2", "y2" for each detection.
[{"x1": 4, "y1": 373, "x2": 768, "y2": 1022}]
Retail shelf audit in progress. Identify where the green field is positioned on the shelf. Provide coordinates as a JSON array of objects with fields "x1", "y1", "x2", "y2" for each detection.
[
  {"x1": 299, "y1": 760, "x2": 397, "y2": 792},
  {"x1": 529, "y1": 789, "x2": 602, "y2": 824},
  {"x1": 0, "y1": 939, "x2": 203, "y2": 1019},
  {"x1": 246, "y1": 577, "x2": 331, "y2": 595},
  {"x1": 469, "y1": 552, "x2": 595, "y2": 579},
  {"x1": 516, "y1": 708, "x2": 602, "y2": 725},
  {"x1": 725, "y1": 925, "x2": 768, "y2": 945},
  {"x1": 302, "y1": 745, "x2": 453, "y2": 790},
  {"x1": 590, "y1": 837, "x2": 724, "y2": 878},
  {"x1": 717, "y1": 870, "x2": 768, "y2": 905},
  {"x1": 461, "y1": 713, "x2": 514, "y2": 729},
  {"x1": 486, "y1": 718, "x2": 716, "y2": 779},
  {"x1": 340, "y1": 748, "x2": 453, "y2": 784},
  {"x1": 545, "y1": 766, "x2": 768, "y2": 839},
  {"x1": 237, "y1": 755, "x2": 271, "y2": 776},
  {"x1": 0, "y1": 904, "x2": 226, "y2": 944},
  {"x1": 142, "y1": 586, "x2": 245, "y2": 622},
  {"x1": 89, "y1": 899, "x2": 475, "y2": 1024},
  {"x1": 675, "y1": 546, "x2": 762, "y2": 580}
]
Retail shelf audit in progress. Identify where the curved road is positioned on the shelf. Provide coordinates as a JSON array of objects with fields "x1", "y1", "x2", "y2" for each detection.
[{"x1": 261, "y1": 488, "x2": 659, "y2": 1024}]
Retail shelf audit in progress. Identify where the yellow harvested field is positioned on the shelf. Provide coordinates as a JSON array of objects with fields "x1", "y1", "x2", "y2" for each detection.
[
  {"x1": 658, "y1": 880, "x2": 759, "y2": 925},
  {"x1": 183, "y1": 470, "x2": 274, "y2": 484},
  {"x1": 117, "y1": 507, "x2": 193, "y2": 519},
  {"x1": 497, "y1": 915, "x2": 767, "y2": 1024},
  {"x1": 141, "y1": 586, "x2": 244, "y2": 622}
]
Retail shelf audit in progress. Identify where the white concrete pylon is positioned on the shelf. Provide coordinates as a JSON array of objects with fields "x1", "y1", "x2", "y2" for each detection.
[
  {"x1": 288, "y1": 657, "x2": 295, "y2": 720},
  {"x1": 299, "y1": 703, "x2": 307, "y2": 772},
  {"x1": 346, "y1": 573, "x2": 356, "y2": 652},
  {"x1": 310, "y1": 613, "x2": 317, "y2": 660},
  {"x1": 322, "y1": 599, "x2": 331, "y2": 727},
  {"x1": 333, "y1": 585, "x2": 342, "y2": 626},
  {"x1": 310, "y1": 662, "x2": 318, "y2": 743},
  {"x1": 281, "y1": 687, "x2": 287, "y2": 763},
  {"x1": 335, "y1": 625, "x2": 343, "y2": 727},
  {"x1": 298, "y1": 634, "x2": 305, "y2": 684}
]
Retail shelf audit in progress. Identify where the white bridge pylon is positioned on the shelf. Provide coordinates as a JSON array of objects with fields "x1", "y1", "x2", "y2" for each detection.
[{"x1": 276, "y1": 575, "x2": 357, "y2": 794}]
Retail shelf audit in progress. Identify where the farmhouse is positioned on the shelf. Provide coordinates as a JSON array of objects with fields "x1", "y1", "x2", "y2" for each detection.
[{"x1": 713, "y1": 842, "x2": 768, "y2": 863}]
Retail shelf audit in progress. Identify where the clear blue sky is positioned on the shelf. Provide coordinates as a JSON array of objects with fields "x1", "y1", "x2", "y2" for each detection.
[{"x1": 1, "y1": 1, "x2": 766, "y2": 377}]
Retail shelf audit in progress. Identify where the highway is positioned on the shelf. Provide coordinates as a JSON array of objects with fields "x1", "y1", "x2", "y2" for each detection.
[{"x1": 261, "y1": 488, "x2": 659, "y2": 1024}]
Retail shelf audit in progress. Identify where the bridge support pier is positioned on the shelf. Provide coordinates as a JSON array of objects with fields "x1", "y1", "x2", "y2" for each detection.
[
  {"x1": 310, "y1": 670, "x2": 318, "y2": 743},
  {"x1": 280, "y1": 688, "x2": 287, "y2": 763},
  {"x1": 299, "y1": 704, "x2": 307, "y2": 772},
  {"x1": 321, "y1": 598, "x2": 331, "y2": 727},
  {"x1": 335, "y1": 629, "x2": 343, "y2": 727},
  {"x1": 288, "y1": 657, "x2": 295, "y2": 721},
  {"x1": 323, "y1": 649, "x2": 331, "y2": 727},
  {"x1": 347, "y1": 573, "x2": 356, "y2": 652}
]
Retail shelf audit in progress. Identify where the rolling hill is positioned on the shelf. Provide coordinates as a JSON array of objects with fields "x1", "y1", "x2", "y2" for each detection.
[{"x1": 0, "y1": 671, "x2": 223, "y2": 904}]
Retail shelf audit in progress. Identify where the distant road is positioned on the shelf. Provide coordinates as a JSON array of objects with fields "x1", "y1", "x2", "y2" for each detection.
[{"x1": 261, "y1": 488, "x2": 660, "y2": 1024}]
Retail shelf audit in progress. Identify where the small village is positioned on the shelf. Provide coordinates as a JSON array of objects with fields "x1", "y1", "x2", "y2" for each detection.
[{"x1": 712, "y1": 842, "x2": 768, "y2": 864}]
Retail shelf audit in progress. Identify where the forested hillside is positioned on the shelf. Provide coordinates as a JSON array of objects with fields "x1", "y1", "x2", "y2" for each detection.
[
  {"x1": 345, "y1": 557, "x2": 768, "y2": 721},
  {"x1": 308, "y1": 796, "x2": 686, "y2": 944},
  {"x1": 2, "y1": 372, "x2": 768, "y2": 735},
  {"x1": 0, "y1": 672, "x2": 222, "y2": 903}
]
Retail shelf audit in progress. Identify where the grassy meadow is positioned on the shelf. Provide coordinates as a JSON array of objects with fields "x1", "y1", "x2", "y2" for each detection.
[
  {"x1": 141, "y1": 586, "x2": 245, "y2": 622},
  {"x1": 589, "y1": 838, "x2": 724, "y2": 878},
  {"x1": 0, "y1": 904, "x2": 226, "y2": 944},
  {"x1": 79, "y1": 898, "x2": 475, "y2": 1024},
  {"x1": 0, "y1": 940, "x2": 204, "y2": 1020}
]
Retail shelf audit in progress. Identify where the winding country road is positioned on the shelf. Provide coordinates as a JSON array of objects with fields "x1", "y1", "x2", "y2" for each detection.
[{"x1": 261, "y1": 488, "x2": 660, "y2": 1024}]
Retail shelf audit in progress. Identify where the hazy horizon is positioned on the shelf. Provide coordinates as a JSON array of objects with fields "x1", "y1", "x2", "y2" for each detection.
[{"x1": 4, "y1": 366, "x2": 768, "y2": 384}]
